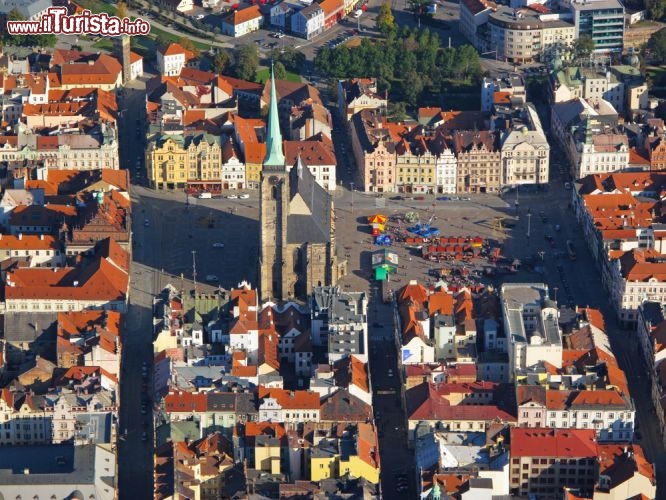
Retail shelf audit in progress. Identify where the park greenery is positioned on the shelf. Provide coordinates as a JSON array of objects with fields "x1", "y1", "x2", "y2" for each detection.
[
  {"x1": 314, "y1": 26, "x2": 482, "y2": 107},
  {"x1": 1, "y1": 8, "x2": 56, "y2": 48},
  {"x1": 648, "y1": 28, "x2": 666, "y2": 64}
]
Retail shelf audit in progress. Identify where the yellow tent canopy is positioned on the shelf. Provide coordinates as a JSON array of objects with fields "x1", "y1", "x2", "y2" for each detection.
[{"x1": 367, "y1": 214, "x2": 387, "y2": 224}]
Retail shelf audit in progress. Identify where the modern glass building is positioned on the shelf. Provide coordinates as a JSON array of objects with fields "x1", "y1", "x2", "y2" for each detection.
[{"x1": 570, "y1": 0, "x2": 624, "y2": 52}]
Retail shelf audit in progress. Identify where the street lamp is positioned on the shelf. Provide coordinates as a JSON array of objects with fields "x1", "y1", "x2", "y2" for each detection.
[
  {"x1": 527, "y1": 212, "x2": 532, "y2": 239},
  {"x1": 553, "y1": 286, "x2": 558, "y2": 303},
  {"x1": 350, "y1": 181, "x2": 354, "y2": 215}
]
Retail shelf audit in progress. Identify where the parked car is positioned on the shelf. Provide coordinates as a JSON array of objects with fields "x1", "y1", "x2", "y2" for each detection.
[
  {"x1": 437, "y1": 196, "x2": 451, "y2": 201},
  {"x1": 205, "y1": 274, "x2": 219, "y2": 282},
  {"x1": 143, "y1": 218, "x2": 149, "y2": 227},
  {"x1": 239, "y1": 193, "x2": 250, "y2": 199},
  {"x1": 414, "y1": 196, "x2": 425, "y2": 201},
  {"x1": 141, "y1": 432, "x2": 148, "y2": 441},
  {"x1": 226, "y1": 194, "x2": 238, "y2": 199},
  {"x1": 212, "y1": 242, "x2": 225, "y2": 248},
  {"x1": 390, "y1": 196, "x2": 405, "y2": 200}
]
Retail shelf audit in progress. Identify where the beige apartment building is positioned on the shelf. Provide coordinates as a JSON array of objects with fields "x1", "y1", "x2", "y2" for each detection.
[
  {"x1": 350, "y1": 109, "x2": 396, "y2": 193},
  {"x1": 453, "y1": 130, "x2": 501, "y2": 193}
]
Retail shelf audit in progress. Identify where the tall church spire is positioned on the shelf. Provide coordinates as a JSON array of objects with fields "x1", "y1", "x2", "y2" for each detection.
[{"x1": 263, "y1": 63, "x2": 285, "y2": 167}]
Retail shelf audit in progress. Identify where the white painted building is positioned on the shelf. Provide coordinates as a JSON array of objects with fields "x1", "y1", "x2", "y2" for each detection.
[
  {"x1": 291, "y1": 4, "x2": 325, "y2": 39},
  {"x1": 221, "y1": 6, "x2": 264, "y2": 38},
  {"x1": 156, "y1": 43, "x2": 192, "y2": 77},
  {"x1": 435, "y1": 146, "x2": 457, "y2": 194},
  {"x1": 501, "y1": 283, "x2": 562, "y2": 380},
  {"x1": 221, "y1": 137, "x2": 246, "y2": 190}
]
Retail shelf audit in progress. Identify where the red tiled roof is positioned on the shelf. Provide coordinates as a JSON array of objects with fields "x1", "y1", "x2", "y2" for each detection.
[
  {"x1": 511, "y1": 428, "x2": 598, "y2": 458},
  {"x1": 283, "y1": 139, "x2": 336, "y2": 166},
  {"x1": 164, "y1": 391, "x2": 207, "y2": 413}
]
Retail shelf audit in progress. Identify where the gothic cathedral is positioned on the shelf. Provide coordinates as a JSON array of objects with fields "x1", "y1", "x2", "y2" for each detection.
[{"x1": 258, "y1": 67, "x2": 341, "y2": 302}]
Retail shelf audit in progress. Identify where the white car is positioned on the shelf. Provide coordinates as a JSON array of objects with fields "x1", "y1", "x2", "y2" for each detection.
[
  {"x1": 227, "y1": 194, "x2": 238, "y2": 199},
  {"x1": 205, "y1": 274, "x2": 219, "y2": 282},
  {"x1": 212, "y1": 242, "x2": 225, "y2": 248},
  {"x1": 275, "y1": 32, "x2": 285, "y2": 38},
  {"x1": 239, "y1": 193, "x2": 250, "y2": 199},
  {"x1": 195, "y1": 13, "x2": 205, "y2": 19}
]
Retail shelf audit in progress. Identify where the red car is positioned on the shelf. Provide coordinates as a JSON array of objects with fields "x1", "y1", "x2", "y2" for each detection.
[{"x1": 414, "y1": 196, "x2": 425, "y2": 200}]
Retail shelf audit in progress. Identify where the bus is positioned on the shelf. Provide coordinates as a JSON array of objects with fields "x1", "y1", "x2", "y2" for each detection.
[{"x1": 566, "y1": 240, "x2": 577, "y2": 260}]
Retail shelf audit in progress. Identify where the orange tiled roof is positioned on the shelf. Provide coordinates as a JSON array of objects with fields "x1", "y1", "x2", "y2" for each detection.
[
  {"x1": 58, "y1": 53, "x2": 122, "y2": 86},
  {"x1": 0, "y1": 234, "x2": 58, "y2": 250},
  {"x1": 351, "y1": 356, "x2": 370, "y2": 392},
  {"x1": 159, "y1": 43, "x2": 196, "y2": 61},
  {"x1": 258, "y1": 387, "x2": 320, "y2": 410},
  {"x1": 356, "y1": 422, "x2": 379, "y2": 469},
  {"x1": 5, "y1": 257, "x2": 128, "y2": 302},
  {"x1": 225, "y1": 4, "x2": 262, "y2": 25},
  {"x1": 597, "y1": 443, "x2": 655, "y2": 489}
]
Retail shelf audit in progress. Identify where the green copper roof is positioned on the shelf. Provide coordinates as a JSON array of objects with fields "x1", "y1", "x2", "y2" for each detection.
[{"x1": 263, "y1": 64, "x2": 285, "y2": 167}]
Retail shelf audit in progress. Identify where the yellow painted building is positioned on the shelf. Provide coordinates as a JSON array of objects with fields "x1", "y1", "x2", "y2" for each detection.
[
  {"x1": 340, "y1": 455, "x2": 380, "y2": 485},
  {"x1": 153, "y1": 328, "x2": 178, "y2": 354},
  {"x1": 311, "y1": 447, "x2": 338, "y2": 481},
  {"x1": 147, "y1": 133, "x2": 224, "y2": 190},
  {"x1": 254, "y1": 436, "x2": 281, "y2": 475},
  {"x1": 310, "y1": 424, "x2": 380, "y2": 484},
  {"x1": 395, "y1": 149, "x2": 437, "y2": 194}
]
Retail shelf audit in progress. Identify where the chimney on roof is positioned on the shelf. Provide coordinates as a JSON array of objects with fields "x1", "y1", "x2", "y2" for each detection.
[
  {"x1": 39, "y1": 234, "x2": 44, "y2": 240},
  {"x1": 18, "y1": 233, "x2": 22, "y2": 240},
  {"x1": 73, "y1": 281, "x2": 79, "y2": 287}
]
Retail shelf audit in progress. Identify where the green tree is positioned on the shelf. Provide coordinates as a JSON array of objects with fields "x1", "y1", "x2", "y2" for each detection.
[
  {"x1": 154, "y1": 33, "x2": 172, "y2": 50},
  {"x1": 270, "y1": 47, "x2": 306, "y2": 72},
  {"x1": 376, "y1": 2, "x2": 395, "y2": 34},
  {"x1": 573, "y1": 35, "x2": 595, "y2": 62},
  {"x1": 647, "y1": 0, "x2": 666, "y2": 20},
  {"x1": 649, "y1": 28, "x2": 666, "y2": 63},
  {"x1": 452, "y1": 45, "x2": 481, "y2": 80},
  {"x1": 212, "y1": 50, "x2": 232, "y2": 74},
  {"x1": 387, "y1": 101, "x2": 408, "y2": 121},
  {"x1": 273, "y1": 61, "x2": 287, "y2": 80},
  {"x1": 234, "y1": 44, "x2": 259, "y2": 81},
  {"x1": 401, "y1": 70, "x2": 423, "y2": 105},
  {"x1": 178, "y1": 36, "x2": 200, "y2": 58}
]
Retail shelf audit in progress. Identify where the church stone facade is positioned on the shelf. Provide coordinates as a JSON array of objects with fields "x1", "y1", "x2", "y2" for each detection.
[{"x1": 259, "y1": 69, "x2": 342, "y2": 302}]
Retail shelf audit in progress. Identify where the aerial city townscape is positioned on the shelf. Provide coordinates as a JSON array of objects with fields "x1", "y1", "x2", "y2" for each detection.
[{"x1": 2, "y1": 0, "x2": 666, "y2": 498}]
